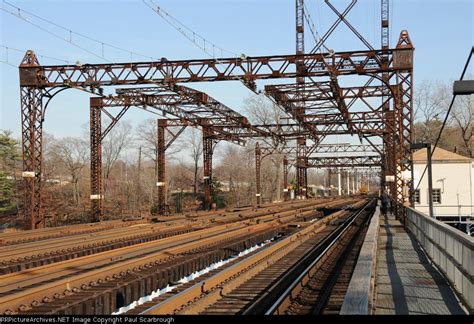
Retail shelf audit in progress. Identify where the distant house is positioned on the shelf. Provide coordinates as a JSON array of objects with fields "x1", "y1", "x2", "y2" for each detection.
[{"x1": 412, "y1": 147, "x2": 473, "y2": 221}]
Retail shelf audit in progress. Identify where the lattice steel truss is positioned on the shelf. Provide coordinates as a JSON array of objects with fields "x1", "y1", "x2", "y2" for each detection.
[
  {"x1": 20, "y1": 51, "x2": 44, "y2": 229},
  {"x1": 88, "y1": 85, "x2": 272, "y2": 216},
  {"x1": 18, "y1": 1, "x2": 413, "y2": 228}
]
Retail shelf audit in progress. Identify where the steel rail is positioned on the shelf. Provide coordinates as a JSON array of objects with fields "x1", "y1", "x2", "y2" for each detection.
[
  {"x1": 140, "y1": 206, "x2": 355, "y2": 315},
  {"x1": 259, "y1": 198, "x2": 375, "y2": 315},
  {"x1": 0, "y1": 222, "x2": 253, "y2": 293},
  {"x1": 0, "y1": 198, "x2": 353, "y2": 314},
  {"x1": 0, "y1": 219, "x2": 145, "y2": 246},
  {"x1": 0, "y1": 222, "x2": 276, "y2": 314},
  {"x1": 0, "y1": 198, "x2": 351, "y2": 271},
  {"x1": 0, "y1": 197, "x2": 337, "y2": 246},
  {"x1": 0, "y1": 223, "x2": 167, "y2": 259}
]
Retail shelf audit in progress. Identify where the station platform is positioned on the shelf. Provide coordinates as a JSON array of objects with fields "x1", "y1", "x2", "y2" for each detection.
[{"x1": 374, "y1": 213, "x2": 467, "y2": 315}]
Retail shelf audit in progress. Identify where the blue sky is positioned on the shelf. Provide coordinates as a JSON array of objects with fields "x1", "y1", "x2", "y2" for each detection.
[{"x1": 1, "y1": 0, "x2": 473, "y2": 140}]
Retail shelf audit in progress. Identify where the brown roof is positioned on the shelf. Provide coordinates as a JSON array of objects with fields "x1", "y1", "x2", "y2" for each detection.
[{"x1": 413, "y1": 147, "x2": 471, "y2": 163}]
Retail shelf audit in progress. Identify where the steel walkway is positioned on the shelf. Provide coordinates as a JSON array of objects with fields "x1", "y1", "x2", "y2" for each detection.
[{"x1": 374, "y1": 213, "x2": 467, "y2": 314}]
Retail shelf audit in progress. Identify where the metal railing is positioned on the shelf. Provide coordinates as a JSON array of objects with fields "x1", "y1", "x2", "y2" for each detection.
[
  {"x1": 406, "y1": 207, "x2": 473, "y2": 312},
  {"x1": 413, "y1": 204, "x2": 474, "y2": 218}
]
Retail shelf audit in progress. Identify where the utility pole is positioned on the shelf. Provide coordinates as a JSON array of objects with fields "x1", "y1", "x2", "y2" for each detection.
[
  {"x1": 427, "y1": 145, "x2": 434, "y2": 218},
  {"x1": 411, "y1": 143, "x2": 434, "y2": 218}
]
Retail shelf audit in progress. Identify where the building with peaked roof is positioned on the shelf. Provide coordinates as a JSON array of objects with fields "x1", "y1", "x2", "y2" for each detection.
[{"x1": 412, "y1": 147, "x2": 473, "y2": 234}]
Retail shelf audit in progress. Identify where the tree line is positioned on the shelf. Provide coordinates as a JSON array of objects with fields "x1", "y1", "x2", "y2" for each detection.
[{"x1": 413, "y1": 79, "x2": 473, "y2": 157}]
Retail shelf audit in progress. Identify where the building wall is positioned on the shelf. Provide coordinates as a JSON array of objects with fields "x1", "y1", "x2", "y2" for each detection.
[{"x1": 413, "y1": 161, "x2": 473, "y2": 217}]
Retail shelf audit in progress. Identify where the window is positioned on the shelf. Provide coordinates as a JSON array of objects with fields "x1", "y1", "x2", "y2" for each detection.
[
  {"x1": 432, "y1": 188, "x2": 441, "y2": 204},
  {"x1": 414, "y1": 189, "x2": 420, "y2": 204}
]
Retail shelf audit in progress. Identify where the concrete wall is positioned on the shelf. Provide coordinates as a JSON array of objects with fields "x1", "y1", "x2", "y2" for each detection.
[
  {"x1": 407, "y1": 207, "x2": 473, "y2": 312},
  {"x1": 413, "y1": 161, "x2": 473, "y2": 217}
]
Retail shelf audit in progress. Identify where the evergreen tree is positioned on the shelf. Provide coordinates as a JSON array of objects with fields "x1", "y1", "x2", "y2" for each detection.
[
  {"x1": 0, "y1": 130, "x2": 20, "y2": 173},
  {"x1": 0, "y1": 172, "x2": 16, "y2": 215},
  {"x1": 0, "y1": 130, "x2": 20, "y2": 216}
]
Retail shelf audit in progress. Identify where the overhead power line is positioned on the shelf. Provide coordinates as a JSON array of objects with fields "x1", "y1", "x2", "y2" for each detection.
[
  {"x1": 1, "y1": 44, "x2": 70, "y2": 64},
  {"x1": 1, "y1": 0, "x2": 157, "y2": 62},
  {"x1": 142, "y1": 0, "x2": 239, "y2": 59},
  {"x1": 142, "y1": 0, "x2": 256, "y2": 90},
  {"x1": 303, "y1": 3, "x2": 328, "y2": 52},
  {"x1": 0, "y1": 60, "x2": 16, "y2": 68},
  {"x1": 142, "y1": 0, "x2": 293, "y2": 133},
  {"x1": 414, "y1": 47, "x2": 474, "y2": 192}
]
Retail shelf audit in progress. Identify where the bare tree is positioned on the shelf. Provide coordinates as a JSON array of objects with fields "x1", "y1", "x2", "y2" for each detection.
[
  {"x1": 42, "y1": 132, "x2": 62, "y2": 181},
  {"x1": 449, "y1": 95, "x2": 473, "y2": 157},
  {"x1": 103, "y1": 122, "x2": 133, "y2": 196},
  {"x1": 187, "y1": 127, "x2": 203, "y2": 196},
  {"x1": 413, "y1": 80, "x2": 446, "y2": 143},
  {"x1": 244, "y1": 94, "x2": 288, "y2": 201},
  {"x1": 215, "y1": 144, "x2": 255, "y2": 205},
  {"x1": 50, "y1": 137, "x2": 89, "y2": 205},
  {"x1": 423, "y1": 79, "x2": 473, "y2": 157},
  {"x1": 136, "y1": 119, "x2": 158, "y2": 163},
  {"x1": 136, "y1": 119, "x2": 183, "y2": 163},
  {"x1": 244, "y1": 94, "x2": 287, "y2": 124},
  {"x1": 244, "y1": 94, "x2": 288, "y2": 148}
]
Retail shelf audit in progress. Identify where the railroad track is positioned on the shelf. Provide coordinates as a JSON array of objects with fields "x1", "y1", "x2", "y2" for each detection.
[
  {"x1": 0, "y1": 198, "x2": 320, "y2": 246},
  {"x1": 0, "y1": 196, "x2": 364, "y2": 315},
  {"x1": 135, "y1": 198, "x2": 375, "y2": 315},
  {"x1": 0, "y1": 197, "x2": 357, "y2": 274},
  {"x1": 1, "y1": 225, "x2": 277, "y2": 314},
  {"x1": 0, "y1": 219, "x2": 146, "y2": 246},
  {"x1": 0, "y1": 197, "x2": 360, "y2": 314},
  {"x1": 19, "y1": 229, "x2": 279, "y2": 315},
  {"x1": 0, "y1": 223, "x2": 198, "y2": 274},
  {"x1": 260, "y1": 198, "x2": 376, "y2": 315},
  {"x1": 0, "y1": 197, "x2": 354, "y2": 247}
]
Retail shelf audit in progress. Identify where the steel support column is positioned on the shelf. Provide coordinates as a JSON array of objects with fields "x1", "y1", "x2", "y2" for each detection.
[
  {"x1": 296, "y1": 136, "x2": 307, "y2": 199},
  {"x1": 157, "y1": 119, "x2": 167, "y2": 214},
  {"x1": 387, "y1": 107, "x2": 398, "y2": 216},
  {"x1": 20, "y1": 86, "x2": 44, "y2": 230},
  {"x1": 255, "y1": 143, "x2": 261, "y2": 206},
  {"x1": 90, "y1": 105, "x2": 102, "y2": 222},
  {"x1": 283, "y1": 156, "x2": 289, "y2": 201},
  {"x1": 393, "y1": 30, "x2": 414, "y2": 221},
  {"x1": 295, "y1": 0, "x2": 308, "y2": 197},
  {"x1": 383, "y1": 109, "x2": 397, "y2": 208},
  {"x1": 202, "y1": 126, "x2": 214, "y2": 210},
  {"x1": 20, "y1": 51, "x2": 44, "y2": 230},
  {"x1": 352, "y1": 171, "x2": 355, "y2": 193}
]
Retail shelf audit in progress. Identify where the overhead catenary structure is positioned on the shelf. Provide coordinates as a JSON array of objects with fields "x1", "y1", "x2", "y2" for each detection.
[
  {"x1": 255, "y1": 142, "x2": 382, "y2": 199},
  {"x1": 89, "y1": 84, "x2": 272, "y2": 220},
  {"x1": 18, "y1": 0, "x2": 413, "y2": 229}
]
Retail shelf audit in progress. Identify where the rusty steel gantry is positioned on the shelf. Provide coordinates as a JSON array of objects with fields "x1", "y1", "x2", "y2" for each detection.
[
  {"x1": 89, "y1": 84, "x2": 270, "y2": 219},
  {"x1": 18, "y1": 0, "x2": 413, "y2": 229},
  {"x1": 260, "y1": 0, "x2": 412, "y2": 217},
  {"x1": 254, "y1": 142, "x2": 382, "y2": 200}
]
